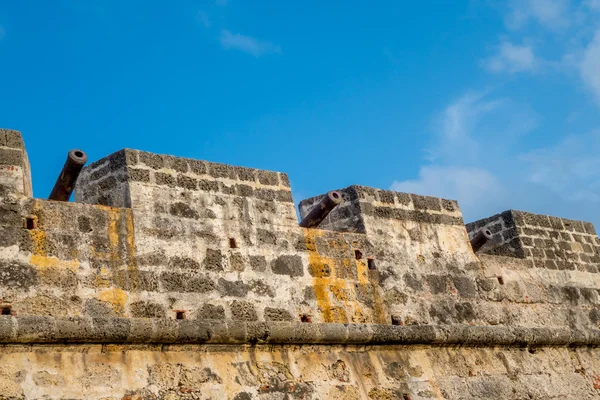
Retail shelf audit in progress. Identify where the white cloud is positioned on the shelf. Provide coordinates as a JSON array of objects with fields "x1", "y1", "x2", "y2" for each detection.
[
  {"x1": 219, "y1": 29, "x2": 281, "y2": 57},
  {"x1": 580, "y1": 29, "x2": 600, "y2": 105},
  {"x1": 484, "y1": 41, "x2": 536, "y2": 73},
  {"x1": 521, "y1": 130, "x2": 600, "y2": 201},
  {"x1": 196, "y1": 11, "x2": 211, "y2": 29},
  {"x1": 391, "y1": 166, "x2": 504, "y2": 218},
  {"x1": 506, "y1": 0, "x2": 571, "y2": 30},
  {"x1": 390, "y1": 91, "x2": 543, "y2": 222}
]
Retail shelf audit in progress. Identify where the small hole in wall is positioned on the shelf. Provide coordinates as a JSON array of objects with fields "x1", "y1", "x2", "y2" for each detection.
[
  {"x1": 300, "y1": 314, "x2": 312, "y2": 323},
  {"x1": 175, "y1": 311, "x2": 186, "y2": 320},
  {"x1": 229, "y1": 238, "x2": 238, "y2": 248},
  {"x1": 497, "y1": 276, "x2": 504, "y2": 285},
  {"x1": 1, "y1": 306, "x2": 11, "y2": 315},
  {"x1": 391, "y1": 315, "x2": 402, "y2": 326},
  {"x1": 367, "y1": 258, "x2": 377, "y2": 270},
  {"x1": 25, "y1": 217, "x2": 36, "y2": 230},
  {"x1": 354, "y1": 250, "x2": 363, "y2": 260}
]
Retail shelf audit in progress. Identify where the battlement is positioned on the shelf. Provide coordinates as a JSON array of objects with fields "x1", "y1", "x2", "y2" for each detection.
[{"x1": 3, "y1": 129, "x2": 600, "y2": 398}]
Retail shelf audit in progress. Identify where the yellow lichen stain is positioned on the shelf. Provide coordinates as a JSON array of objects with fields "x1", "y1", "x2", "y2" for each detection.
[
  {"x1": 304, "y1": 228, "x2": 378, "y2": 324},
  {"x1": 108, "y1": 210, "x2": 120, "y2": 249},
  {"x1": 99, "y1": 288, "x2": 128, "y2": 316},
  {"x1": 356, "y1": 259, "x2": 369, "y2": 285},
  {"x1": 28, "y1": 229, "x2": 47, "y2": 256},
  {"x1": 30, "y1": 255, "x2": 79, "y2": 271}
]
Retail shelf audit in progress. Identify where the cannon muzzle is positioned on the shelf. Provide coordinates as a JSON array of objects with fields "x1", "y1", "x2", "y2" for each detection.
[
  {"x1": 48, "y1": 149, "x2": 88, "y2": 201},
  {"x1": 470, "y1": 228, "x2": 493, "y2": 253},
  {"x1": 299, "y1": 191, "x2": 343, "y2": 228}
]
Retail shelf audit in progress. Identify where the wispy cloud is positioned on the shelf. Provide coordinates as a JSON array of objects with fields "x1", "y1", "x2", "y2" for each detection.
[
  {"x1": 580, "y1": 29, "x2": 600, "y2": 105},
  {"x1": 196, "y1": 11, "x2": 211, "y2": 29},
  {"x1": 506, "y1": 0, "x2": 571, "y2": 30},
  {"x1": 391, "y1": 91, "x2": 542, "y2": 222},
  {"x1": 483, "y1": 41, "x2": 536, "y2": 73},
  {"x1": 219, "y1": 29, "x2": 281, "y2": 57}
]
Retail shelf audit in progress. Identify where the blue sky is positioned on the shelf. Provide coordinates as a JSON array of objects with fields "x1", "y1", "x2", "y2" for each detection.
[{"x1": 1, "y1": 1, "x2": 600, "y2": 226}]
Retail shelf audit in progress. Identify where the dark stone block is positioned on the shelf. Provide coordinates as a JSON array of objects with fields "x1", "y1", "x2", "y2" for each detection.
[
  {"x1": 548, "y1": 216, "x2": 564, "y2": 230},
  {"x1": 563, "y1": 286, "x2": 580, "y2": 305},
  {"x1": 129, "y1": 301, "x2": 165, "y2": 318},
  {"x1": 236, "y1": 184, "x2": 254, "y2": 197},
  {"x1": 208, "y1": 163, "x2": 234, "y2": 179},
  {"x1": 155, "y1": 172, "x2": 176, "y2": 187},
  {"x1": 276, "y1": 190, "x2": 293, "y2": 203},
  {"x1": 77, "y1": 216, "x2": 93, "y2": 233},
  {"x1": 138, "y1": 152, "x2": 164, "y2": 169},
  {"x1": 411, "y1": 194, "x2": 441, "y2": 211},
  {"x1": 169, "y1": 202, "x2": 199, "y2": 219},
  {"x1": 255, "y1": 188, "x2": 276, "y2": 201},
  {"x1": 378, "y1": 190, "x2": 395, "y2": 204},
  {"x1": 249, "y1": 255, "x2": 267, "y2": 272},
  {"x1": 198, "y1": 179, "x2": 220, "y2": 192},
  {"x1": 168, "y1": 157, "x2": 189, "y2": 173},
  {"x1": 522, "y1": 212, "x2": 551, "y2": 228},
  {"x1": 0, "y1": 260, "x2": 38, "y2": 290},
  {"x1": 257, "y1": 170, "x2": 279, "y2": 186},
  {"x1": 196, "y1": 304, "x2": 226, "y2": 320},
  {"x1": 235, "y1": 166, "x2": 256, "y2": 182},
  {"x1": 218, "y1": 278, "x2": 249, "y2": 297},
  {"x1": 176, "y1": 175, "x2": 197, "y2": 190},
  {"x1": 203, "y1": 249, "x2": 224, "y2": 271},
  {"x1": 426, "y1": 274, "x2": 448, "y2": 294},
  {"x1": 4, "y1": 129, "x2": 24, "y2": 149},
  {"x1": 403, "y1": 273, "x2": 423, "y2": 291},
  {"x1": 168, "y1": 256, "x2": 201, "y2": 270},
  {"x1": 264, "y1": 307, "x2": 294, "y2": 321},
  {"x1": 0, "y1": 148, "x2": 23, "y2": 166},
  {"x1": 230, "y1": 300, "x2": 258, "y2": 321},
  {"x1": 278, "y1": 173, "x2": 291, "y2": 187},
  {"x1": 441, "y1": 199, "x2": 458, "y2": 213},
  {"x1": 83, "y1": 299, "x2": 118, "y2": 318},
  {"x1": 583, "y1": 222, "x2": 597, "y2": 235},
  {"x1": 271, "y1": 255, "x2": 304, "y2": 277},
  {"x1": 114, "y1": 270, "x2": 159, "y2": 292},
  {"x1": 160, "y1": 272, "x2": 215, "y2": 293},
  {"x1": 128, "y1": 168, "x2": 151, "y2": 182},
  {"x1": 229, "y1": 253, "x2": 245, "y2": 272},
  {"x1": 189, "y1": 159, "x2": 207, "y2": 175},
  {"x1": 452, "y1": 276, "x2": 478, "y2": 298},
  {"x1": 455, "y1": 302, "x2": 476, "y2": 323},
  {"x1": 257, "y1": 229, "x2": 277, "y2": 245}
]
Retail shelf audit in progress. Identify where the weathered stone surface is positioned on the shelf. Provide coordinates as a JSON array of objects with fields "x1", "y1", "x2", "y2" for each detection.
[{"x1": 1, "y1": 133, "x2": 600, "y2": 398}]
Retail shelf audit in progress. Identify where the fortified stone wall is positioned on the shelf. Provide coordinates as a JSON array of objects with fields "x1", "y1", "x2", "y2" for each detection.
[{"x1": 2, "y1": 129, "x2": 600, "y2": 399}]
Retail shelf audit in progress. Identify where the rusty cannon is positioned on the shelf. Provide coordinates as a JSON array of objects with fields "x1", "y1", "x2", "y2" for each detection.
[
  {"x1": 470, "y1": 228, "x2": 493, "y2": 253},
  {"x1": 48, "y1": 149, "x2": 88, "y2": 201},
  {"x1": 299, "y1": 190, "x2": 343, "y2": 228}
]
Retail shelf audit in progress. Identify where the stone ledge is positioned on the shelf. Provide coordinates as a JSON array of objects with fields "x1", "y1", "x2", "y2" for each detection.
[{"x1": 1, "y1": 316, "x2": 599, "y2": 346}]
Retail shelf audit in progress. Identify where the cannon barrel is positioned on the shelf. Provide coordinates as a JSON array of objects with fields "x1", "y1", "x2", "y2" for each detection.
[
  {"x1": 48, "y1": 149, "x2": 88, "y2": 201},
  {"x1": 299, "y1": 191, "x2": 343, "y2": 228},
  {"x1": 470, "y1": 228, "x2": 493, "y2": 253}
]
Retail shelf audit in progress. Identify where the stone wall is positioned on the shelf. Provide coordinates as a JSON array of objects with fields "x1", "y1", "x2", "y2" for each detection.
[{"x1": 3, "y1": 129, "x2": 600, "y2": 398}]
